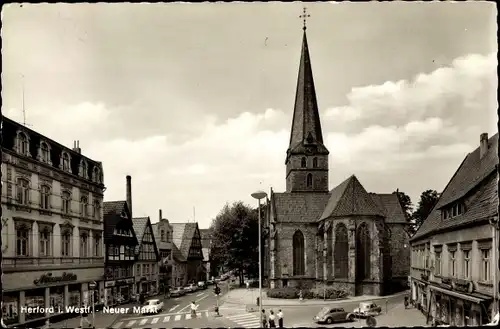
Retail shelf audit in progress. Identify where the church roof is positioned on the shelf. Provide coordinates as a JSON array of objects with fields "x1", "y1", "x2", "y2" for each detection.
[
  {"x1": 271, "y1": 191, "x2": 331, "y2": 223},
  {"x1": 412, "y1": 133, "x2": 498, "y2": 241},
  {"x1": 287, "y1": 30, "x2": 329, "y2": 159},
  {"x1": 370, "y1": 193, "x2": 408, "y2": 224},
  {"x1": 319, "y1": 175, "x2": 385, "y2": 221}
]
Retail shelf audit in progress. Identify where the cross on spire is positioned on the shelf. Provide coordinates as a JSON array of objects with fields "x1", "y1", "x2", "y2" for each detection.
[{"x1": 299, "y1": 7, "x2": 310, "y2": 31}]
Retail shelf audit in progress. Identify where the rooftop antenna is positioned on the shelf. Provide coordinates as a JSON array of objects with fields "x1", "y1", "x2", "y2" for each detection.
[
  {"x1": 21, "y1": 74, "x2": 32, "y2": 127},
  {"x1": 193, "y1": 206, "x2": 196, "y2": 223}
]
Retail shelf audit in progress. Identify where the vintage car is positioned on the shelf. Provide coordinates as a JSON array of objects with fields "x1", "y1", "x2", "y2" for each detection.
[
  {"x1": 352, "y1": 302, "x2": 382, "y2": 318},
  {"x1": 313, "y1": 306, "x2": 355, "y2": 324},
  {"x1": 170, "y1": 287, "x2": 186, "y2": 297},
  {"x1": 141, "y1": 299, "x2": 164, "y2": 314},
  {"x1": 184, "y1": 283, "x2": 198, "y2": 293},
  {"x1": 197, "y1": 281, "x2": 207, "y2": 289}
]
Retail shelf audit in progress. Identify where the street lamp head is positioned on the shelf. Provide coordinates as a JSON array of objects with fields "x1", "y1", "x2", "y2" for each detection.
[{"x1": 251, "y1": 190, "x2": 268, "y2": 200}]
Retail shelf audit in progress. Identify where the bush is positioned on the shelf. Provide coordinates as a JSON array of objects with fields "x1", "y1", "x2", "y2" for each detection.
[{"x1": 266, "y1": 287, "x2": 300, "y2": 299}]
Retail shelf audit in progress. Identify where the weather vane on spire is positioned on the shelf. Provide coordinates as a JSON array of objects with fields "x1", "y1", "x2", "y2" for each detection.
[{"x1": 299, "y1": 7, "x2": 310, "y2": 31}]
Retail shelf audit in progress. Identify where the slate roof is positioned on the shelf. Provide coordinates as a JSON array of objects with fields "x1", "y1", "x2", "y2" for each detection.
[
  {"x1": 271, "y1": 191, "x2": 330, "y2": 223},
  {"x1": 370, "y1": 193, "x2": 408, "y2": 224},
  {"x1": 171, "y1": 223, "x2": 198, "y2": 260},
  {"x1": 171, "y1": 242, "x2": 186, "y2": 262},
  {"x1": 151, "y1": 222, "x2": 159, "y2": 244},
  {"x1": 199, "y1": 228, "x2": 213, "y2": 249},
  {"x1": 132, "y1": 217, "x2": 149, "y2": 254},
  {"x1": 412, "y1": 133, "x2": 499, "y2": 241},
  {"x1": 319, "y1": 175, "x2": 385, "y2": 221},
  {"x1": 103, "y1": 200, "x2": 138, "y2": 244}
]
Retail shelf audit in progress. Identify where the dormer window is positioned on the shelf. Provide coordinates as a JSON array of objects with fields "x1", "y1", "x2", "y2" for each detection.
[
  {"x1": 93, "y1": 167, "x2": 101, "y2": 183},
  {"x1": 313, "y1": 157, "x2": 318, "y2": 168},
  {"x1": 442, "y1": 201, "x2": 466, "y2": 220},
  {"x1": 80, "y1": 160, "x2": 88, "y2": 179},
  {"x1": 301, "y1": 157, "x2": 307, "y2": 168},
  {"x1": 61, "y1": 152, "x2": 71, "y2": 172},
  {"x1": 39, "y1": 142, "x2": 51, "y2": 164},
  {"x1": 16, "y1": 131, "x2": 30, "y2": 156}
]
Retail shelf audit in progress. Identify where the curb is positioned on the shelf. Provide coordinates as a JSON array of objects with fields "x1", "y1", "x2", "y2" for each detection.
[{"x1": 222, "y1": 290, "x2": 408, "y2": 307}]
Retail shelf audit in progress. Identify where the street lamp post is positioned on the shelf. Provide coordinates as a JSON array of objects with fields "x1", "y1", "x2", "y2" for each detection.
[{"x1": 251, "y1": 190, "x2": 268, "y2": 326}]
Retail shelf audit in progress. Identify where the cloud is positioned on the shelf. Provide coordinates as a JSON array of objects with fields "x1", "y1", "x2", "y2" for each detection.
[{"x1": 3, "y1": 52, "x2": 496, "y2": 227}]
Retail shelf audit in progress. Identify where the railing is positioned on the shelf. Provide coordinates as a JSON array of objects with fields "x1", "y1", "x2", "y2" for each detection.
[{"x1": 2, "y1": 257, "x2": 105, "y2": 267}]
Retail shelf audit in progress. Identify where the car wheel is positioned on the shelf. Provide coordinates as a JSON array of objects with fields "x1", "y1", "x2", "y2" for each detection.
[
  {"x1": 326, "y1": 318, "x2": 333, "y2": 324},
  {"x1": 348, "y1": 314, "x2": 355, "y2": 321}
]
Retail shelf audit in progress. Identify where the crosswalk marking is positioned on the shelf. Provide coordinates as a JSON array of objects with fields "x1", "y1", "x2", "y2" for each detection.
[
  {"x1": 151, "y1": 317, "x2": 159, "y2": 324},
  {"x1": 112, "y1": 312, "x2": 209, "y2": 328},
  {"x1": 163, "y1": 316, "x2": 170, "y2": 322},
  {"x1": 174, "y1": 314, "x2": 181, "y2": 321},
  {"x1": 126, "y1": 320, "x2": 136, "y2": 326},
  {"x1": 226, "y1": 313, "x2": 261, "y2": 328},
  {"x1": 139, "y1": 319, "x2": 148, "y2": 325},
  {"x1": 112, "y1": 322, "x2": 122, "y2": 328},
  {"x1": 185, "y1": 314, "x2": 192, "y2": 320}
]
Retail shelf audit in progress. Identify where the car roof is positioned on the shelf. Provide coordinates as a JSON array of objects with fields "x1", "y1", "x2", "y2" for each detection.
[
  {"x1": 147, "y1": 299, "x2": 160, "y2": 302},
  {"x1": 360, "y1": 302, "x2": 373, "y2": 306}
]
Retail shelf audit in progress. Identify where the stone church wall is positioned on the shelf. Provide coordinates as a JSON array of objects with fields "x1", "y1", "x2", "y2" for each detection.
[{"x1": 389, "y1": 223, "x2": 410, "y2": 291}]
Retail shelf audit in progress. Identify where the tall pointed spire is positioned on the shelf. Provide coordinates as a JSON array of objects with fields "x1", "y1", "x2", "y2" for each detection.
[{"x1": 287, "y1": 16, "x2": 328, "y2": 156}]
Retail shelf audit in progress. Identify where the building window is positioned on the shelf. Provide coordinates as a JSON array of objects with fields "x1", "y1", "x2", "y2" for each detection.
[
  {"x1": 93, "y1": 167, "x2": 100, "y2": 183},
  {"x1": 80, "y1": 160, "x2": 88, "y2": 179},
  {"x1": 161, "y1": 230, "x2": 165, "y2": 242},
  {"x1": 313, "y1": 157, "x2": 318, "y2": 168},
  {"x1": 40, "y1": 142, "x2": 50, "y2": 163},
  {"x1": 80, "y1": 197, "x2": 89, "y2": 217},
  {"x1": 80, "y1": 234, "x2": 88, "y2": 257},
  {"x1": 16, "y1": 225, "x2": 30, "y2": 256},
  {"x1": 481, "y1": 249, "x2": 491, "y2": 282},
  {"x1": 301, "y1": 157, "x2": 306, "y2": 168},
  {"x1": 449, "y1": 250, "x2": 456, "y2": 277},
  {"x1": 61, "y1": 231, "x2": 72, "y2": 256},
  {"x1": 93, "y1": 200, "x2": 101, "y2": 220},
  {"x1": 40, "y1": 185, "x2": 51, "y2": 209},
  {"x1": 17, "y1": 132, "x2": 29, "y2": 156},
  {"x1": 94, "y1": 234, "x2": 101, "y2": 257},
  {"x1": 62, "y1": 153, "x2": 70, "y2": 171},
  {"x1": 435, "y1": 250, "x2": 442, "y2": 276},
  {"x1": 17, "y1": 178, "x2": 30, "y2": 205},
  {"x1": 292, "y1": 230, "x2": 305, "y2": 276},
  {"x1": 306, "y1": 173, "x2": 313, "y2": 188},
  {"x1": 137, "y1": 264, "x2": 141, "y2": 276},
  {"x1": 463, "y1": 249, "x2": 471, "y2": 279},
  {"x1": 62, "y1": 191, "x2": 71, "y2": 214},
  {"x1": 39, "y1": 230, "x2": 51, "y2": 257}
]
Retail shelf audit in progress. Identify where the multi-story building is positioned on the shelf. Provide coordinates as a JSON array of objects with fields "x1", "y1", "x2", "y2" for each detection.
[
  {"x1": 171, "y1": 243, "x2": 188, "y2": 287},
  {"x1": 171, "y1": 222, "x2": 205, "y2": 283},
  {"x1": 132, "y1": 216, "x2": 160, "y2": 295},
  {"x1": 103, "y1": 176, "x2": 138, "y2": 306},
  {"x1": 151, "y1": 210, "x2": 173, "y2": 293},
  {"x1": 1, "y1": 117, "x2": 105, "y2": 327},
  {"x1": 410, "y1": 133, "x2": 499, "y2": 326}
]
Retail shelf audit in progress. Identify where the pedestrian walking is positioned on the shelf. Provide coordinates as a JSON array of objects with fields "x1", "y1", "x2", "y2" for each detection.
[
  {"x1": 41, "y1": 319, "x2": 50, "y2": 329},
  {"x1": 277, "y1": 309, "x2": 284, "y2": 328},
  {"x1": 246, "y1": 281, "x2": 250, "y2": 289},
  {"x1": 269, "y1": 310, "x2": 276, "y2": 328},
  {"x1": 404, "y1": 296, "x2": 409, "y2": 309},
  {"x1": 262, "y1": 309, "x2": 268, "y2": 328},
  {"x1": 190, "y1": 301, "x2": 199, "y2": 318},
  {"x1": 79, "y1": 308, "x2": 91, "y2": 328},
  {"x1": 298, "y1": 289, "x2": 303, "y2": 302}
]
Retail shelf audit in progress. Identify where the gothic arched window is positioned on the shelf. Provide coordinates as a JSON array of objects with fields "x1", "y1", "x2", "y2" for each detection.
[
  {"x1": 313, "y1": 157, "x2": 318, "y2": 168},
  {"x1": 306, "y1": 173, "x2": 313, "y2": 188},
  {"x1": 18, "y1": 132, "x2": 29, "y2": 156},
  {"x1": 293, "y1": 230, "x2": 305, "y2": 276},
  {"x1": 356, "y1": 223, "x2": 371, "y2": 280},
  {"x1": 81, "y1": 160, "x2": 88, "y2": 179},
  {"x1": 301, "y1": 157, "x2": 307, "y2": 168},
  {"x1": 62, "y1": 153, "x2": 71, "y2": 171},
  {"x1": 40, "y1": 142, "x2": 50, "y2": 163},
  {"x1": 334, "y1": 223, "x2": 349, "y2": 278}
]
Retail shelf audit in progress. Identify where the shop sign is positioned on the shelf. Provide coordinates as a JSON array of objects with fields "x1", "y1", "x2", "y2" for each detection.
[
  {"x1": 33, "y1": 272, "x2": 77, "y2": 285},
  {"x1": 105, "y1": 281, "x2": 115, "y2": 287}
]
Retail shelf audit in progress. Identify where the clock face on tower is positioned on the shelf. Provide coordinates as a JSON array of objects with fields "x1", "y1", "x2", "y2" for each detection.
[{"x1": 306, "y1": 146, "x2": 314, "y2": 155}]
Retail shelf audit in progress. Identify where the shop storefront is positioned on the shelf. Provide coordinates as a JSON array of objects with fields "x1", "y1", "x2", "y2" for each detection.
[
  {"x1": 104, "y1": 278, "x2": 134, "y2": 306},
  {"x1": 2, "y1": 267, "x2": 104, "y2": 327}
]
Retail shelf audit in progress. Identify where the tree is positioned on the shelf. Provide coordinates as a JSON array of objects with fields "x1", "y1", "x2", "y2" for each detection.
[
  {"x1": 412, "y1": 189, "x2": 440, "y2": 234},
  {"x1": 209, "y1": 201, "x2": 259, "y2": 285},
  {"x1": 393, "y1": 190, "x2": 414, "y2": 234}
]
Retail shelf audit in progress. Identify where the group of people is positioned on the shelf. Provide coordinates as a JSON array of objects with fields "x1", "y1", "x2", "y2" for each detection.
[{"x1": 261, "y1": 309, "x2": 284, "y2": 328}]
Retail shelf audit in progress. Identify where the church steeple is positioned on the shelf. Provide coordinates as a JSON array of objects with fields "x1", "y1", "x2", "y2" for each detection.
[{"x1": 285, "y1": 10, "x2": 329, "y2": 193}]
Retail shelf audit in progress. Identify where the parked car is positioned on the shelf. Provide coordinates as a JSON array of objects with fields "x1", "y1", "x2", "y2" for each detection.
[
  {"x1": 197, "y1": 281, "x2": 207, "y2": 289},
  {"x1": 184, "y1": 283, "x2": 198, "y2": 293},
  {"x1": 207, "y1": 279, "x2": 214, "y2": 285},
  {"x1": 170, "y1": 287, "x2": 185, "y2": 297},
  {"x1": 352, "y1": 302, "x2": 382, "y2": 318},
  {"x1": 313, "y1": 306, "x2": 354, "y2": 324},
  {"x1": 141, "y1": 299, "x2": 164, "y2": 314}
]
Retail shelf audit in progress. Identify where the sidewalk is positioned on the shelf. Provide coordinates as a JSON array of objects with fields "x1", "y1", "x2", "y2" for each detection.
[{"x1": 223, "y1": 288, "x2": 408, "y2": 307}]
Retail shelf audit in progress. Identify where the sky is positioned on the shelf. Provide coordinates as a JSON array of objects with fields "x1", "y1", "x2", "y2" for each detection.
[{"x1": 2, "y1": 2, "x2": 497, "y2": 229}]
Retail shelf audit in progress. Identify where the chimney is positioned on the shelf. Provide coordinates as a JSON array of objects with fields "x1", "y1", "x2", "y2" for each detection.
[
  {"x1": 72, "y1": 140, "x2": 82, "y2": 154},
  {"x1": 159, "y1": 209, "x2": 162, "y2": 221},
  {"x1": 480, "y1": 133, "x2": 489, "y2": 159},
  {"x1": 126, "y1": 175, "x2": 132, "y2": 218}
]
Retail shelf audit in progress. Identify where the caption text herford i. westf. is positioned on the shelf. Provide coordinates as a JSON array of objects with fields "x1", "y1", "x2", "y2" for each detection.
[{"x1": 20, "y1": 306, "x2": 144, "y2": 314}]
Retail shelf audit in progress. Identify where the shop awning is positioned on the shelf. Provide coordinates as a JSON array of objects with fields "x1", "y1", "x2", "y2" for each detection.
[{"x1": 429, "y1": 285, "x2": 486, "y2": 304}]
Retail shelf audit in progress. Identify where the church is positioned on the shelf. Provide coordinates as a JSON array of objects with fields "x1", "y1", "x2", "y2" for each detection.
[{"x1": 264, "y1": 22, "x2": 410, "y2": 297}]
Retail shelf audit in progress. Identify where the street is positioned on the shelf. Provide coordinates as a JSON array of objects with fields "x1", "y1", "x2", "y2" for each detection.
[{"x1": 111, "y1": 283, "x2": 227, "y2": 328}]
